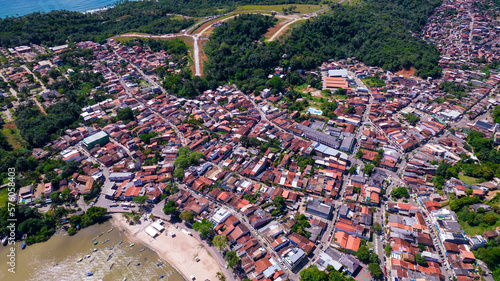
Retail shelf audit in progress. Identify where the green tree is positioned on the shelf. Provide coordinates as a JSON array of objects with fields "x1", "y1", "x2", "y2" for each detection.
[
  {"x1": 61, "y1": 188, "x2": 71, "y2": 201},
  {"x1": 173, "y1": 168, "x2": 184, "y2": 180},
  {"x1": 163, "y1": 200, "x2": 177, "y2": 215},
  {"x1": 49, "y1": 191, "x2": 60, "y2": 205},
  {"x1": 117, "y1": 107, "x2": 134, "y2": 123},
  {"x1": 179, "y1": 210, "x2": 194, "y2": 222},
  {"x1": 132, "y1": 195, "x2": 148, "y2": 206},
  {"x1": 267, "y1": 75, "x2": 284, "y2": 92},
  {"x1": 363, "y1": 163, "x2": 374, "y2": 176},
  {"x1": 369, "y1": 253, "x2": 379, "y2": 264},
  {"x1": 416, "y1": 253, "x2": 428, "y2": 266},
  {"x1": 348, "y1": 164, "x2": 357, "y2": 174},
  {"x1": 484, "y1": 213, "x2": 497, "y2": 226},
  {"x1": 355, "y1": 149, "x2": 363, "y2": 159},
  {"x1": 357, "y1": 245, "x2": 370, "y2": 262},
  {"x1": 385, "y1": 244, "x2": 392, "y2": 256},
  {"x1": 212, "y1": 235, "x2": 229, "y2": 251},
  {"x1": 372, "y1": 222, "x2": 382, "y2": 234},
  {"x1": 391, "y1": 187, "x2": 410, "y2": 199},
  {"x1": 368, "y1": 263, "x2": 383, "y2": 278},
  {"x1": 299, "y1": 265, "x2": 329, "y2": 280},
  {"x1": 193, "y1": 218, "x2": 214, "y2": 239},
  {"x1": 225, "y1": 251, "x2": 240, "y2": 269}
]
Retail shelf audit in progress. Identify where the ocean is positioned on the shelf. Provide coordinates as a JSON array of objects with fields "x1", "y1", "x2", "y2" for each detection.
[{"x1": 0, "y1": 0, "x2": 119, "y2": 18}]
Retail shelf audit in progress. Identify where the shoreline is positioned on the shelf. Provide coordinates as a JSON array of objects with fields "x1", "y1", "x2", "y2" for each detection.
[{"x1": 110, "y1": 214, "x2": 223, "y2": 281}]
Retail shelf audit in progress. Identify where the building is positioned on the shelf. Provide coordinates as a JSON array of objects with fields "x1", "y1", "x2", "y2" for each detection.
[
  {"x1": 296, "y1": 124, "x2": 340, "y2": 148},
  {"x1": 109, "y1": 172, "x2": 135, "y2": 182},
  {"x1": 305, "y1": 199, "x2": 332, "y2": 219},
  {"x1": 324, "y1": 77, "x2": 348, "y2": 91},
  {"x1": 282, "y1": 248, "x2": 306, "y2": 270},
  {"x1": 340, "y1": 135, "x2": 355, "y2": 152},
  {"x1": 83, "y1": 131, "x2": 109, "y2": 150}
]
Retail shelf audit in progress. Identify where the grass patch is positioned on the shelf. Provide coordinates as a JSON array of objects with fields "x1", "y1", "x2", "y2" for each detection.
[
  {"x1": 237, "y1": 4, "x2": 323, "y2": 13},
  {"x1": 1, "y1": 123, "x2": 23, "y2": 149},
  {"x1": 0, "y1": 188, "x2": 8, "y2": 207},
  {"x1": 459, "y1": 211, "x2": 500, "y2": 236},
  {"x1": 458, "y1": 174, "x2": 479, "y2": 185},
  {"x1": 362, "y1": 76, "x2": 385, "y2": 87}
]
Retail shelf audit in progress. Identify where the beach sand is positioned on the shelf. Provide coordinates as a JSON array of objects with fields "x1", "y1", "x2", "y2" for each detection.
[{"x1": 111, "y1": 214, "x2": 222, "y2": 281}]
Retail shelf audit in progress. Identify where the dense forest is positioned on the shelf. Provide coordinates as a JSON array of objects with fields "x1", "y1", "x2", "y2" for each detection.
[
  {"x1": 0, "y1": 0, "x2": 319, "y2": 47},
  {"x1": 285, "y1": 1, "x2": 442, "y2": 78},
  {"x1": 197, "y1": 0, "x2": 443, "y2": 96},
  {"x1": 204, "y1": 14, "x2": 281, "y2": 93}
]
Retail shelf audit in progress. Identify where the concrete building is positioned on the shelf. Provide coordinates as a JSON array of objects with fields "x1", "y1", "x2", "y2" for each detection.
[{"x1": 83, "y1": 131, "x2": 109, "y2": 150}]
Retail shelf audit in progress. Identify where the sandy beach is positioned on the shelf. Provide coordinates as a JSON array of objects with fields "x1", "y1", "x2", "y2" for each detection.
[{"x1": 111, "y1": 214, "x2": 223, "y2": 281}]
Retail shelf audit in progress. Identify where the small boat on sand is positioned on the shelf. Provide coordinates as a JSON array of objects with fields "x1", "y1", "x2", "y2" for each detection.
[
  {"x1": 118, "y1": 240, "x2": 123, "y2": 245},
  {"x1": 77, "y1": 258, "x2": 83, "y2": 263},
  {"x1": 109, "y1": 246, "x2": 114, "y2": 250},
  {"x1": 86, "y1": 272, "x2": 93, "y2": 277},
  {"x1": 108, "y1": 227, "x2": 113, "y2": 233},
  {"x1": 136, "y1": 262, "x2": 141, "y2": 266},
  {"x1": 98, "y1": 232, "x2": 104, "y2": 237},
  {"x1": 129, "y1": 243, "x2": 134, "y2": 247},
  {"x1": 127, "y1": 261, "x2": 132, "y2": 267},
  {"x1": 102, "y1": 239, "x2": 110, "y2": 244},
  {"x1": 91, "y1": 238, "x2": 96, "y2": 242},
  {"x1": 94, "y1": 241, "x2": 98, "y2": 245},
  {"x1": 110, "y1": 263, "x2": 114, "y2": 270},
  {"x1": 157, "y1": 262, "x2": 163, "y2": 266},
  {"x1": 139, "y1": 248, "x2": 145, "y2": 252},
  {"x1": 89, "y1": 258, "x2": 95, "y2": 263},
  {"x1": 92, "y1": 248, "x2": 98, "y2": 252},
  {"x1": 85, "y1": 255, "x2": 91, "y2": 259}
]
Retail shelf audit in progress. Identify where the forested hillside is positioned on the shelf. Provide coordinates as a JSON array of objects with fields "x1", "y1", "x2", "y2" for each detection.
[
  {"x1": 285, "y1": 0, "x2": 443, "y2": 78},
  {"x1": 200, "y1": 0, "x2": 443, "y2": 95},
  {"x1": 0, "y1": 0, "x2": 320, "y2": 47}
]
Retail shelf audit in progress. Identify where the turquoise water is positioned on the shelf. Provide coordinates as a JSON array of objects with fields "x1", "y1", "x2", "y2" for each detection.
[{"x1": 0, "y1": 0, "x2": 119, "y2": 18}]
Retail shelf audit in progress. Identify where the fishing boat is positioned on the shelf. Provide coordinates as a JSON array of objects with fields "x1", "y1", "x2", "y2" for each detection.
[
  {"x1": 86, "y1": 272, "x2": 93, "y2": 277},
  {"x1": 1, "y1": 236, "x2": 8, "y2": 246},
  {"x1": 21, "y1": 242, "x2": 26, "y2": 249},
  {"x1": 93, "y1": 241, "x2": 98, "y2": 245},
  {"x1": 129, "y1": 243, "x2": 134, "y2": 247},
  {"x1": 139, "y1": 248, "x2": 145, "y2": 252},
  {"x1": 85, "y1": 255, "x2": 91, "y2": 259},
  {"x1": 89, "y1": 258, "x2": 95, "y2": 263},
  {"x1": 118, "y1": 240, "x2": 123, "y2": 245},
  {"x1": 109, "y1": 246, "x2": 114, "y2": 250},
  {"x1": 122, "y1": 278, "x2": 127, "y2": 281},
  {"x1": 160, "y1": 275, "x2": 164, "y2": 279},
  {"x1": 109, "y1": 263, "x2": 114, "y2": 270},
  {"x1": 107, "y1": 253, "x2": 114, "y2": 262},
  {"x1": 136, "y1": 262, "x2": 141, "y2": 266},
  {"x1": 102, "y1": 239, "x2": 110, "y2": 244},
  {"x1": 91, "y1": 238, "x2": 96, "y2": 242},
  {"x1": 108, "y1": 227, "x2": 113, "y2": 233},
  {"x1": 157, "y1": 262, "x2": 163, "y2": 266},
  {"x1": 127, "y1": 261, "x2": 132, "y2": 267},
  {"x1": 98, "y1": 232, "x2": 104, "y2": 237},
  {"x1": 92, "y1": 248, "x2": 98, "y2": 252},
  {"x1": 77, "y1": 258, "x2": 83, "y2": 262},
  {"x1": 53, "y1": 263, "x2": 59, "y2": 267}
]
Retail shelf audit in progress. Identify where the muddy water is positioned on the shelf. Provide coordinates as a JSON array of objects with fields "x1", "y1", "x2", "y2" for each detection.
[{"x1": 0, "y1": 220, "x2": 185, "y2": 281}]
